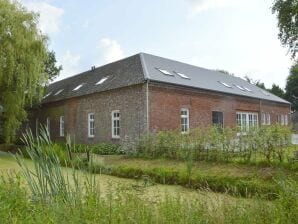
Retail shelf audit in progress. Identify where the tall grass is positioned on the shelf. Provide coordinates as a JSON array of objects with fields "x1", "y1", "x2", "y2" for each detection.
[{"x1": 15, "y1": 128, "x2": 96, "y2": 204}]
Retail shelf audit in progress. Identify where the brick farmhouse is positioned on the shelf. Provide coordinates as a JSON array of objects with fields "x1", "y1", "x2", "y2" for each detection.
[{"x1": 28, "y1": 53, "x2": 291, "y2": 144}]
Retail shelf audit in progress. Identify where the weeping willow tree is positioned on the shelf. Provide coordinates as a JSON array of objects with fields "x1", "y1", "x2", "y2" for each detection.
[{"x1": 0, "y1": 0, "x2": 49, "y2": 143}]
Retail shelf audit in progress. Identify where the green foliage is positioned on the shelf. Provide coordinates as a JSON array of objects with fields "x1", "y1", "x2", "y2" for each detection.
[
  {"x1": 272, "y1": 0, "x2": 298, "y2": 60},
  {"x1": 285, "y1": 63, "x2": 298, "y2": 111},
  {"x1": 0, "y1": 130, "x2": 296, "y2": 223},
  {"x1": 44, "y1": 50, "x2": 62, "y2": 82},
  {"x1": 269, "y1": 83, "x2": 285, "y2": 98},
  {"x1": 0, "y1": 0, "x2": 48, "y2": 143},
  {"x1": 63, "y1": 142, "x2": 122, "y2": 155},
  {"x1": 133, "y1": 125, "x2": 293, "y2": 164},
  {"x1": 1, "y1": 174, "x2": 296, "y2": 223}
]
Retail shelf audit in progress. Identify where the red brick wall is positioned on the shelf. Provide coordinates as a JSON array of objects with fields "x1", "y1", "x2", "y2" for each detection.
[{"x1": 149, "y1": 83, "x2": 290, "y2": 132}]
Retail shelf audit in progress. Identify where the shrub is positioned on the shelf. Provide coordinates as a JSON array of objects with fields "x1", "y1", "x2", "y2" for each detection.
[{"x1": 132, "y1": 125, "x2": 293, "y2": 164}]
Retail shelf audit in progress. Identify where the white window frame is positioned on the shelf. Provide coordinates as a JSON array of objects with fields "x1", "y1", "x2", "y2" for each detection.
[
  {"x1": 88, "y1": 113, "x2": 95, "y2": 138},
  {"x1": 281, "y1": 114, "x2": 285, "y2": 125},
  {"x1": 266, "y1": 113, "x2": 271, "y2": 125},
  {"x1": 181, "y1": 108, "x2": 189, "y2": 134},
  {"x1": 236, "y1": 112, "x2": 258, "y2": 131},
  {"x1": 261, "y1": 113, "x2": 266, "y2": 125},
  {"x1": 59, "y1": 116, "x2": 64, "y2": 137},
  {"x1": 285, "y1": 114, "x2": 288, "y2": 125},
  {"x1": 111, "y1": 110, "x2": 120, "y2": 139}
]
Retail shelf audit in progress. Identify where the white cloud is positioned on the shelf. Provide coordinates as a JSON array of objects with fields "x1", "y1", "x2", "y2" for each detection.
[
  {"x1": 56, "y1": 51, "x2": 81, "y2": 81},
  {"x1": 97, "y1": 38, "x2": 125, "y2": 64},
  {"x1": 22, "y1": 1, "x2": 64, "y2": 34},
  {"x1": 186, "y1": 0, "x2": 239, "y2": 14}
]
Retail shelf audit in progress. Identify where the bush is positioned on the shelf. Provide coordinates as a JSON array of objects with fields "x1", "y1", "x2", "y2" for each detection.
[{"x1": 132, "y1": 125, "x2": 293, "y2": 164}]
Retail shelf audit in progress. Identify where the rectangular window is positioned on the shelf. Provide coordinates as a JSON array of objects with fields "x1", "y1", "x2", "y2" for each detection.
[
  {"x1": 59, "y1": 116, "x2": 64, "y2": 137},
  {"x1": 281, "y1": 115, "x2": 285, "y2": 125},
  {"x1": 181, "y1": 108, "x2": 189, "y2": 134},
  {"x1": 285, "y1": 114, "x2": 288, "y2": 125},
  {"x1": 88, "y1": 113, "x2": 95, "y2": 138},
  {"x1": 266, "y1": 113, "x2": 271, "y2": 125},
  {"x1": 112, "y1": 110, "x2": 120, "y2": 138},
  {"x1": 212, "y1": 111, "x2": 223, "y2": 128},
  {"x1": 236, "y1": 112, "x2": 258, "y2": 131},
  {"x1": 46, "y1": 117, "x2": 50, "y2": 134},
  {"x1": 261, "y1": 113, "x2": 266, "y2": 125}
]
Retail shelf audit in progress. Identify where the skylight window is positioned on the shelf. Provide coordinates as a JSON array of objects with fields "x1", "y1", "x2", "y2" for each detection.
[
  {"x1": 244, "y1": 87, "x2": 252, "y2": 92},
  {"x1": 96, "y1": 77, "x2": 108, "y2": 85},
  {"x1": 218, "y1": 81, "x2": 232, "y2": 88},
  {"x1": 54, "y1": 89, "x2": 64, "y2": 96},
  {"x1": 235, "y1": 85, "x2": 245, "y2": 91},
  {"x1": 43, "y1": 92, "x2": 52, "y2": 99},
  {"x1": 261, "y1": 90, "x2": 270, "y2": 96},
  {"x1": 156, "y1": 68, "x2": 174, "y2": 76},
  {"x1": 73, "y1": 84, "x2": 84, "y2": 91},
  {"x1": 175, "y1": 71, "x2": 190, "y2": 79}
]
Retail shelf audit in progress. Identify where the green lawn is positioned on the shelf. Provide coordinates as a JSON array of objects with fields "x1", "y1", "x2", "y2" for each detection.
[{"x1": 0, "y1": 152, "x2": 249, "y2": 205}]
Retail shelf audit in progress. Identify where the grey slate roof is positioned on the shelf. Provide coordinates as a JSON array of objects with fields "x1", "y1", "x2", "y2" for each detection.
[{"x1": 43, "y1": 52, "x2": 290, "y2": 105}]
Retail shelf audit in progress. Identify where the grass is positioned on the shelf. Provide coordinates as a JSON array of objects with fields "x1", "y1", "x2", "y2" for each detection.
[
  {"x1": 0, "y1": 129, "x2": 297, "y2": 224},
  {"x1": 86, "y1": 155, "x2": 298, "y2": 198}
]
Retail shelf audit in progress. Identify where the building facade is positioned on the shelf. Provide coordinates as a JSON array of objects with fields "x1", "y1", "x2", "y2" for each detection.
[{"x1": 28, "y1": 53, "x2": 291, "y2": 144}]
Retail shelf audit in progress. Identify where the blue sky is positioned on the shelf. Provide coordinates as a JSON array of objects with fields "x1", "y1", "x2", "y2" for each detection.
[{"x1": 21, "y1": 0, "x2": 294, "y2": 88}]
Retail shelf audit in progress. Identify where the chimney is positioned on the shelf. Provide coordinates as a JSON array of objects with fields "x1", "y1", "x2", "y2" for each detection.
[{"x1": 91, "y1": 66, "x2": 96, "y2": 71}]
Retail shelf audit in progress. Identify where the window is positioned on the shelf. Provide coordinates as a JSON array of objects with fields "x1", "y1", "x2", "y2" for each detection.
[
  {"x1": 112, "y1": 110, "x2": 120, "y2": 138},
  {"x1": 266, "y1": 113, "x2": 271, "y2": 125},
  {"x1": 174, "y1": 71, "x2": 190, "y2": 79},
  {"x1": 54, "y1": 89, "x2": 64, "y2": 96},
  {"x1": 281, "y1": 115, "x2": 285, "y2": 125},
  {"x1": 261, "y1": 113, "x2": 266, "y2": 125},
  {"x1": 59, "y1": 116, "x2": 64, "y2": 137},
  {"x1": 88, "y1": 113, "x2": 95, "y2": 138},
  {"x1": 218, "y1": 81, "x2": 232, "y2": 88},
  {"x1": 236, "y1": 112, "x2": 258, "y2": 131},
  {"x1": 181, "y1": 108, "x2": 189, "y2": 134},
  {"x1": 43, "y1": 92, "x2": 52, "y2": 99},
  {"x1": 285, "y1": 114, "x2": 288, "y2": 125},
  {"x1": 261, "y1": 90, "x2": 270, "y2": 96},
  {"x1": 96, "y1": 77, "x2": 109, "y2": 85},
  {"x1": 235, "y1": 85, "x2": 245, "y2": 91},
  {"x1": 73, "y1": 84, "x2": 84, "y2": 91},
  {"x1": 46, "y1": 117, "x2": 50, "y2": 134},
  {"x1": 212, "y1": 111, "x2": 223, "y2": 128},
  {"x1": 156, "y1": 68, "x2": 174, "y2": 76},
  {"x1": 244, "y1": 87, "x2": 252, "y2": 92}
]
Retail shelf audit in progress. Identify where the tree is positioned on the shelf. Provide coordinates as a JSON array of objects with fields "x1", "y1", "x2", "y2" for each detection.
[
  {"x1": 244, "y1": 75, "x2": 267, "y2": 90},
  {"x1": 269, "y1": 84, "x2": 285, "y2": 98},
  {"x1": 45, "y1": 50, "x2": 62, "y2": 81},
  {"x1": 272, "y1": 0, "x2": 298, "y2": 60},
  {"x1": 216, "y1": 69, "x2": 234, "y2": 76},
  {"x1": 285, "y1": 63, "x2": 298, "y2": 111},
  {"x1": 0, "y1": 0, "x2": 48, "y2": 142}
]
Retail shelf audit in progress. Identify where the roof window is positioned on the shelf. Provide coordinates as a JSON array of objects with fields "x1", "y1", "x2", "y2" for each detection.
[
  {"x1": 261, "y1": 90, "x2": 270, "y2": 96},
  {"x1": 156, "y1": 68, "x2": 174, "y2": 76},
  {"x1": 73, "y1": 84, "x2": 84, "y2": 91},
  {"x1": 235, "y1": 84, "x2": 245, "y2": 91},
  {"x1": 218, "y1": 81, "x2": 232, "y2": 88},
  {"x1": 244, "y1": 87, "x2": 252, "y2": 92},
  {"x1": 96, "y1": 77, "x2": 109, "y2": 85},
  {"x1": 43, "y1": 92, "x2": 52, "y2": 99},
  {"x1": 175, "y1": 71, "x2": 190, "y2": 79},
  {"x1": 54, "y1": 89, "x2": 64, "y2": 96}
]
